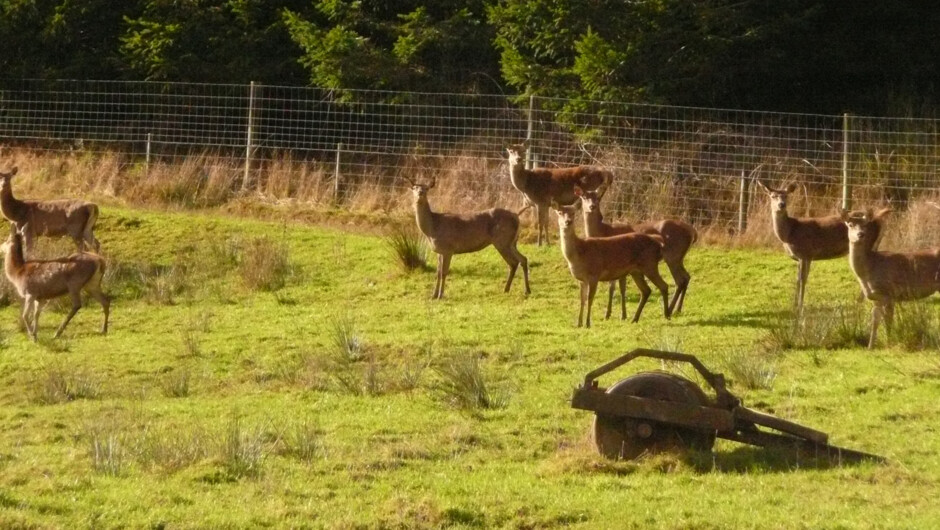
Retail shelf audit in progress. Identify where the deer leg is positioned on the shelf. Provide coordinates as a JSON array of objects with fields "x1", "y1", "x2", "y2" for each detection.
[
  {"x1": 576, "y1": 282, "x2": 588, "y2": 327},
  {"x1": 504, "y1": 243, "x2": 530, "y2": 295},
  {"x1": 432, "y1": 254, "x2": 444, "y2": 299},
  {"x1": 605, "y1": 281, "x2": 615, "y2": 319},
  {"x1": 86, "y1": 287, "x2": 111, "y2": 334},
  {"x1": 21, "y1": 297, "x2": 36, "y2": 340},
  {"x1": 53, "y1": 291, "x2": 83, "y2": 339},
  {"x1": 437, "y1": 254, "x2": 452, "y2": 300},
  {"x1": 630, "y1": 273, "x2": 652, "y2": 323},
  {"x1": 869, "y1": 302, "x2": 884, "y2": 349},
  {"x1": 796, "y1": 259, "x2": 811, "y2": 313},
  {"x1": 538, "y1": 205, "x2": 550, "y2": 246},
  {"x1": 667, "y1": 260, "x2": 690, "y2": 315},
  {"x1": 618, "y1": 277, "x2": 627, "y2": 320},
  {"x1": 585, "y1": 281, "x2": 598, "y2": 328},
  {"x1": 495, "y1": 245, "x2": 519, "y2": 293}
]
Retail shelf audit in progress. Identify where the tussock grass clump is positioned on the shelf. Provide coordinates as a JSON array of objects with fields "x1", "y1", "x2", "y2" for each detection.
[
  {"x1": 88, "y1": 426, "x2": 126, "y2": 476},
  {"x1": 136, "y1": 423, "x2": 210, "y2": 473},
  {"x1": 238, "y1": 235, "x2": 292, "y2": 291},
  {"x1": 384, "y1": 221, "x2": 430, "y2": 273},
  {"x1": 721, "y1": 350, "x2": 777, "y2": 391},
  {"x1": 34, "y1": 366, "x2": 102, "y2": 404},
  {"x1": 887, "y1": 302, "x2": 940, "y2": 351},
  {"x1": 220, "y1": 415, "x2": 267, "y2": 479},
  {"x1": 434, "y1": 352, "x2": 510, "y2": 411},
  {"x1": 276, "y1": 418, "x2": 324, "y2": 463},
  {"x1": 331, "y1": 313, "x2": 366, "y2": 363},
  {"x1": 763, "y1": 302, "x2": 868, "y2": 351},
  {"x1": 161, "y1": 368, "x2": 192, "y2": 398}
]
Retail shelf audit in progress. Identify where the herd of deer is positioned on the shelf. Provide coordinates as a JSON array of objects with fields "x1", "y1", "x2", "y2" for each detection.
[
  {"x1": 0, "y1": 152, "x2": 937, "y2": 349},
  {"x1": 404, "y1": 144, "x2": 940, "y2": 349}
]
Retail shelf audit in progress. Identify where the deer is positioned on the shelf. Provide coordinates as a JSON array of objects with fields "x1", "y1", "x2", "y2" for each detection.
[
  {"x1": 842, "y1": 208, "x2": 940, "y2": 348},
  {"x1": 757, "y1": 180, "x2": 885, "y2": 312},
  {"x1": 573, "y1": 185, "x2": 697, "y2": 317},
  {"x1": 552, "y1": 202, "x2": 670, "y2": 328},
  {"x1": 0, "y1": 166, "x2": 101, "y2": 257},
  {"x1": 505, "y1": 143, "x2": 613, "y2": 246},
  {"x1": 406, "y1": 176, "x2": 531, "y2": 299},
  {"x1": 1, "y1": 223, "x2": 110, "y2": 341}
]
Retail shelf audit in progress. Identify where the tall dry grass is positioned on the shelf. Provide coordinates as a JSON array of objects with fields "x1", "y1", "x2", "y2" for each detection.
[{"x1": 2, "y1": 145, "x2": 940, "y2": 249}]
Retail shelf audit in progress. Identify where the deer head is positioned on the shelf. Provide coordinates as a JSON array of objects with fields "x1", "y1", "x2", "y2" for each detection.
[
  {"x1": 0, "y1": 166, "x2": 19, "y2": 185},
  {"x1": 574, "y1": 186, "x2": 599, "y2": 213},
  {"x1": 842, "y1": 208, "x2": 892, "y2": 245},
  {"x1": 757, "y1": 180, "x2": 798, "y2": 213}
]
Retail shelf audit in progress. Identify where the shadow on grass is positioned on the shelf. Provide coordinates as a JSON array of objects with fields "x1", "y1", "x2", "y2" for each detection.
[
  {"x1": 674, "y1": 308, "x2": 793, "y2": 330},
  {"x1": 683, "y1": 444, "x2": 880, "y2": 473}
]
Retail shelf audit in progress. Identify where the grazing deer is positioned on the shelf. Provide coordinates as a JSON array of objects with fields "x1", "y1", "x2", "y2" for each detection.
[
  {"x1": 757, "y1": 180, "x2": 884, "y2": 312},
  {"x1": 574, "y1": 186, "x2": 697, "y2": 316},
  {"x1": 0, "y1": 166, "x2": 101, "y2": 256},
  {"x1": 505, "y1": 144, "x2": 613, "y2": 246},
  {"x1": 407, "y1": 176, "x2": 530, "y2": 299},
  {"x1": 842, "y1": 208, "x2": 940, "y2": 348},
  {"x1": 553, "y1": 202, "x2": 670, "y2": 328},
  {"x1": 1, "y1": 223, "x2": 110, "y2": 341}
]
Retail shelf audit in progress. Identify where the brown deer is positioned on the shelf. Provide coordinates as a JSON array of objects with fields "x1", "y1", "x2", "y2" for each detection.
[
  {"x1": 1, "y1": 223, "x2": 110, "y2": 341},
  {"x1": 842, "y1": 208, "x2": 940, "y2": 348},
  {"x1": 407, "y1": 176, "x2": 530, "y2": 299},
  {"x1": 553, "y1": 202, "x2": 670, "y2": 328},
  {"x1": 505, "y1": 144, "x2": 613, "y2": 246},
  {"x1": 0, "y1": 166, "x2": 101, "y2": 256},
  {"x1": 574, "y1": 186, "x2": 697, "y2": 316},
  {"x1": 757, "y1": 180, "x2": 884, "y2": 312}
]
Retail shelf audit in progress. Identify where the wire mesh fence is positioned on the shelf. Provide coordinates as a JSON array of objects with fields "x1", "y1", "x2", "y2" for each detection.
[{"x1": 1, "y1": 78, "x2": 939, "y2": 232}]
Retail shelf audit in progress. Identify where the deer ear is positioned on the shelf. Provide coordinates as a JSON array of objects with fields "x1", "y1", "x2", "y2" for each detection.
[
  {"x1": 785, "y1": 183, "x2": 798, "y2": 194},
  {"x1": 573, "y1": 185, "x2": 583, "y2": 197},
  {"x1": 427, "y1": 177, "x2": 436, "y2": 189},
  {"x1": 10, "y1": 167, "x2": 17, "y2": 176},
  {"x1": 756, "y1": 180, "x2": 771, "y2": 193},
  {"x1": 840, "y1": 209, "x2": 850, "y2": 222}
]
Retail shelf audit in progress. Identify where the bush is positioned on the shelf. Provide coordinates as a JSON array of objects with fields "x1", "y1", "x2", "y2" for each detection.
[
  {"x1": 238, "y1": 235, "x2": 292, "y2": 291},
  {"x1": 385, "y1": 221, "x2": 429, "y2": 272}
]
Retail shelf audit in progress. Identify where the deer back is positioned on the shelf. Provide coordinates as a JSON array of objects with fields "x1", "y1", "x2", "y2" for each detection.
[
  {"x1": 526, "y1": 167, "x2": 611, "y2": 206},
  {"x1": 864, "y1": 249, "x2": 940, "y2": 300},
  {"x1": 634, "y1": 219, "x2": 697, "y2": 262},
  {"x1": 564, "y1": 233, "x2": 663, "y2": 282},
  {"x1": 784, "y1": 214, "x2": 849, "y2": 260},
  {"x1": 24, "y1": 200, "x2": 95, "y2": 238}
]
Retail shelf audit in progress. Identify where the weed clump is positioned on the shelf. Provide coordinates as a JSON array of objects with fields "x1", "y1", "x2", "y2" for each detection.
[
  {"x1": 762, "y1": 302, "x2": 868, "y2": 351},
  {"x1": 34, "y1": 366, "x2": 102, "y2": 404},
  {"x1": 384, "y1": 221, "x2": 429, "y2": 273},
  {"x1": 238, "y1": 235, "x2": 292, "y2": 291},
  {"x1": 887, "y1": 302, "x2": 940, "y2": 350},
  {"x1": 434, "y1": 351, "x2": 510, "y2": 411}
]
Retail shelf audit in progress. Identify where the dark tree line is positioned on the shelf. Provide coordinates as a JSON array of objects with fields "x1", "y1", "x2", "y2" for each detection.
[{"x1": 1, "y1": 0, "x2": 938, "y2": 115}]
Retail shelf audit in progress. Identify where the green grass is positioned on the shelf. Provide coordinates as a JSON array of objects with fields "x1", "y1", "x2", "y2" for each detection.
[{"x1": 0, "y1": 205, "x2": 939, "y2": 528}]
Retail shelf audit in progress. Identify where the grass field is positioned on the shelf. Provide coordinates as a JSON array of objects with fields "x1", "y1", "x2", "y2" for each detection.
[{"x1": 0, "y1": 204, "x2": 939, "y2": 529}]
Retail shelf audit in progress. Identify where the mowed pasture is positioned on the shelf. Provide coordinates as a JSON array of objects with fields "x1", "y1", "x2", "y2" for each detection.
[{"x1": 0, "y1": 203, "x2": 939, "y2": 529}]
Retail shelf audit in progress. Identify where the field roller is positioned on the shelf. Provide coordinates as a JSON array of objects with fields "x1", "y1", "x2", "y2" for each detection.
[{"x1": 571, "y1": 349, "x2": 883, "y2": 463}]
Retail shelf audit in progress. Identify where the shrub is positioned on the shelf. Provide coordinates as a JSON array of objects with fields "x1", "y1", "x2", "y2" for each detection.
[
  {"x1": 721, "y1": 350, "x2": 777, "y2": 391},
  {"x1": 35, "y1": 366, "x2": 101, "y2": 404},
  {"x1": 220, "y1": 415, "x2": 266, "y2": 479},
  {"x1": 888, "y1": 301, "x2": 940, "y2": 351},
  {"x1": 762, "y1": 302, "x2": 868, "y2": 351}
]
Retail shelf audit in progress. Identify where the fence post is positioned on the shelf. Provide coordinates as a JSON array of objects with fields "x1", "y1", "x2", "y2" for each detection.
[
  {"x1": 842, "y1": 112, "x2": 851, "y2": 211},
  {"x1": 525, "y1": 94, "x2": 535, "y2": 170},
  {"x1": 334, "y1": 143, "x2": 343, "y2": 202},
  {"x1": 243, "y1": 81, "x2": 256, "y2": 190},
  {"x1": 737, "y1": 170, "x2": 750, "y2": 234},
  {"x1": 145, "y1": 132, "x2": 152, "y2": 178}
]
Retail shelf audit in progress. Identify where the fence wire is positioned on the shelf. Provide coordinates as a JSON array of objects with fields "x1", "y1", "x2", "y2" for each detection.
[{"x1": 1, "y1": 79, "x2": 939, "y2": 229}]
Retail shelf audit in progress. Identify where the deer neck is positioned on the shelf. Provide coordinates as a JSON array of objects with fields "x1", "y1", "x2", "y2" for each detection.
[
  {"x1": 558, "y1": 221, "x2": 581, "y2": 266},
  {"x1": 770, "y1": 208, "x2": 794, "y2": 242},
  {"x1": 583, "y1": 208, "x2": 604, "y2": 237},
  {"x1": 847, "y1": 240, "x2": 874, "y2": 296},
  {"x1": 0, "y1": 181, "x2": 28, "y2": 222},
  {"x1": 508, "y1": 162, "x2": 528, "y2": 193},
  {"x1": 413, "y1": 197, "x2": 436, "y2": 238},
  {"x1": 3, "y1": 237, "x2": 25, "y2": 281}
]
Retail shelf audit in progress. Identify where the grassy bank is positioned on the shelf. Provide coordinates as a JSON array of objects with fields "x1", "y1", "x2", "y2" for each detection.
[{"x1": 0, "y1": 204, "x2": 937, "y2": 528}]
